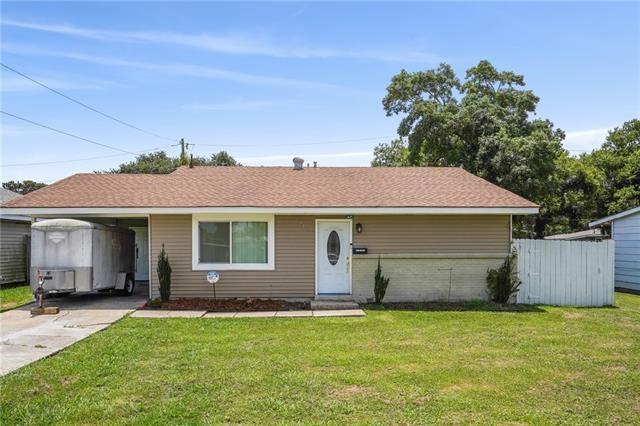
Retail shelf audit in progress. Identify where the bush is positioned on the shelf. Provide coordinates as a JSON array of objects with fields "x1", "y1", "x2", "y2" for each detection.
[
  {"x1": 157, "y1": 244, "x2": 172, "y2": 302},
  {"x1": 374, "y1": 257, "x2": 390, "y2": 304},
  {"x1": 486, "y1": 249, "x2": 521, "y2": 303}
]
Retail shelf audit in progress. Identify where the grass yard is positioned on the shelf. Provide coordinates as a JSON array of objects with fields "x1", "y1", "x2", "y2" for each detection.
[
  {"x1": 1, "y1": 294, "x2": 639, "y2": 424},
  {"x1": 0, "y1": 284, "x2": 33, "y2": 313}
]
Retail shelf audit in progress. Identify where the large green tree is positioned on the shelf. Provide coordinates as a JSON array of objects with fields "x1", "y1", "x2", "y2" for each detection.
[
  {"x1": 371, "y1": 139, "x2": 409, "y2": 167},
  {"x1": 541, "y1": 154, "x2": 605, "y2": 235},
  {"x1": 2, "y1": 180, "x2": 47, "y2": 195},
  {"x1": 107, "y1": 151, "x2": 178, "y2": 174},
  {"x1": 207, "y1": 151, "x2": 240, "y2": 166},
  {"x1": 544, "y1": 120, "x2": 639, "y2": 234},
  {"x1": 105, "y1": 150, "x2": 240, "y2": 174},
  {"x1": 585, "y1": 119, "x2": 640, "y2": 215},
  {"x1": 376, "y1": 60, "x2": 566, "y2": 236}
]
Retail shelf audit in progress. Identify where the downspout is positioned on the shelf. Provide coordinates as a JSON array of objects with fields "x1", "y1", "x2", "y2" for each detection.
[
  {"x1": 147, "y1": 213, "x2": 152, "y2": 301},
  {"x1": 510, "y1": 214, "x2": 513, "y2": 247}
]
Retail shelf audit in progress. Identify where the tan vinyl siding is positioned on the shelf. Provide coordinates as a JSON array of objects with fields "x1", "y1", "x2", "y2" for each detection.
[
  {"x1": 0, "y1": 220, "x2": 30, "y2": 284},
  {"x1": 352, "y1": 215, "x2": 510, "y2": 254},
  {"x1": 150, "y1": 215, "x2": 315, "y2": 299},
  {"x1": 150, "y1": 214, "x2": 510, "y2": 299}
]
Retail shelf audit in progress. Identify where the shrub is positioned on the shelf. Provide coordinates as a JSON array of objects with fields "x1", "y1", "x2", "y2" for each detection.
[
  {"x1": 486, "y1": 249, "x2": 521, "y2": 303},
  {"x1": 157, "y1": 244, "x2": 172, "y2": 302},
  {"x1": 374, "y1": 257, "x2": 390, "y2": 304}
]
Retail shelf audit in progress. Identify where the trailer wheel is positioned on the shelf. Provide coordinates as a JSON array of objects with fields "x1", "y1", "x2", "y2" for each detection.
[{"x1": 120, "y1": 277, "x2": 135, "y2": 296}]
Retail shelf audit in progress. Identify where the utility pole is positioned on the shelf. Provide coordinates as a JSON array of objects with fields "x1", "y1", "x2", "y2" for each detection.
[{"x1": 179, "y1": 138, "x2": 189, "y2": 166}]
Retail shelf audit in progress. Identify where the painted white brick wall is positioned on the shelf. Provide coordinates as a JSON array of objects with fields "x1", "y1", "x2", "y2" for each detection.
[{"x1": 352, "y1": 256, "x2": 505, "y2": 303}]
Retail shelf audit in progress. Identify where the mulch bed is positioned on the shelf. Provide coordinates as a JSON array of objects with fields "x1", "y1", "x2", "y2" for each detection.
[{"x1": 144, "y1": 298, "x2": 309, "y2": 312}]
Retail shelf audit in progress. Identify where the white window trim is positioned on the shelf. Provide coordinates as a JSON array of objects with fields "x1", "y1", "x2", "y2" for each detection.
[{"x1": 192, "y1": 213, "x2": 275, "y2": 271}]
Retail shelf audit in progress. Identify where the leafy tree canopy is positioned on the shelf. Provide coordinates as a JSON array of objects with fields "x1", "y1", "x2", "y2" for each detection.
[
  {"x1": 2, "y1": 180, "x2": 47, "y2": 195},
  {"x1": 104, "y1": 150, "x2": 240, "y2": 174},
  {"x1": 375, "y1": 60, "x2": 638, "y2": 237},
  {"x1": 208, "y1": 151, "x2": 240, "y2": 166},
  {"x1": 371, "y1": 139, "x2": 409, "y2": 167},
  {"x1": 585, "y1": 120, "x2": 640, "y2": 215},
  {"x1": 379, "y1": 61, "x2": 565, "y2": 199}
]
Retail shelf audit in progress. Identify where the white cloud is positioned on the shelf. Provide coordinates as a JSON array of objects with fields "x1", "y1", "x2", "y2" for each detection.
[
  {"x1": 238, "y1": 151, "x2": 373, "y2": 166},
  {"x1": 182, "y1": 99, "x2": 301, "y2": 112},
  {"x1": 0, "y1": 124, "x2": 48, "y2": 136},
  {"x1": 564, "y1": 127, "x2": 611, "y2": 153},
  {"x1": 1, "y1": 74, "x2": 132, "y2": 92},
  {"x1": 2, "y1": 19, "x2": 441, "y2": 63},
  {"x1": 2, "y1": 43, "x2": 353, "y2": 91}
]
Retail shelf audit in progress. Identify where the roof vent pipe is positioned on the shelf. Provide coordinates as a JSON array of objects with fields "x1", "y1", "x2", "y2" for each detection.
[{"x1": 293, "y1": 157, "x2": 304, "y2": 170}]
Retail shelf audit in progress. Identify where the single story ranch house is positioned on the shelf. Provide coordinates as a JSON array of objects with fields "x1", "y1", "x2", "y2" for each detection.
[{"x1": 0, "y1": 161, "x2": 538, "y2": 302}]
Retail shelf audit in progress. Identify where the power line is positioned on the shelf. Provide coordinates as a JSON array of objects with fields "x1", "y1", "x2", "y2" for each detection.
[
  {"x1": 1, "y1": 110, "x2": 138, "y2": 154},
  {"x1": 189, "y1": 135, "x2": 396, "y2": 148},
  {"x1": 0, "y1": 144, "x2": 176, "y2": 167},
  {"x1": 1, "y1": 63, "x2": 178, "y2": 143}
]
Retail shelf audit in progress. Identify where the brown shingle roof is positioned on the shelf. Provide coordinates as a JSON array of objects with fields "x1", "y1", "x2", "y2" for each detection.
[{"x1": 1, "y1": 166, "x2": 537, "y2": 209}]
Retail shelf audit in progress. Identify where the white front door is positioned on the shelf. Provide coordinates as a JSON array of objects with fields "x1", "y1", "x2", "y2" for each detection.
[
  {"x1": 131, "y1": 227, "x2": 149, "y2": 281},
  {"x1": 316, "y1": 220, "x2": 351, "y2": 295}
]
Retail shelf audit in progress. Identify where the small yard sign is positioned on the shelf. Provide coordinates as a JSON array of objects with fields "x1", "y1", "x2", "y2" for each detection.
[
  {"x1": 207, "y1": 271, "x2": 220, "y2": 300},
  {"x1": 207, "y1": 271, "x2": 220, "y2": 284}
]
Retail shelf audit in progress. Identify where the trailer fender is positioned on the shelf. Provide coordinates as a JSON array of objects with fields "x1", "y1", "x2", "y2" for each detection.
[{"x1": 115, "y1": 272, "x2": 127, "y2": 290}]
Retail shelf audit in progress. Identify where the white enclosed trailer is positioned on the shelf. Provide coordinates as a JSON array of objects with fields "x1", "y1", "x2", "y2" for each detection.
[{"x1": 30, "y1": 219, "x2": 136, "y2": 296}]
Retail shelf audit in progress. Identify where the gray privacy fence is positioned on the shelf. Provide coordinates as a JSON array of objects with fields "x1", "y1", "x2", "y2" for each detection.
[{"x1": 513, "y1": 239, "x2": 615, "y2": 307}]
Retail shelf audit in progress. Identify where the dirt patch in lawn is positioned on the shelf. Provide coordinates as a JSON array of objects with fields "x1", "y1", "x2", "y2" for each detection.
[
  {"x1": 145, "y1": 298, "x2": 309, "y2": 312},
  {"x1": 441, "y1": 382, "x2": 495, "y2": 394},
  {"x1": 563, "y1": 311, "x2": 586, "y2": 320},
  {"x1": 329, "y1": 385, "x2": 390, "y2": 403}
]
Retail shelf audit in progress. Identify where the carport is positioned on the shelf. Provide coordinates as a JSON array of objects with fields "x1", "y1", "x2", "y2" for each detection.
[
  {"x1": 0, "y1": 214, "x2": 152, "y2": 375},
  {"x1": 77, "y1": 216, "x2": 150, "y2": 285},
  {"x1": 29, "y1": 215, "x2": 151, "y2": 299}
]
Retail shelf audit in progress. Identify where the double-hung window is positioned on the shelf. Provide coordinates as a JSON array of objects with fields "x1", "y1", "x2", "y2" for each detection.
[{"x1": 192, "y1": 214, "x2": 275, "y2": 270}]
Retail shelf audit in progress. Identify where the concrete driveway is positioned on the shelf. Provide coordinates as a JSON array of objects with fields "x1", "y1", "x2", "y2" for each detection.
[{"x1": 0, "y1": 283, "x2": 147, "y2": 376}]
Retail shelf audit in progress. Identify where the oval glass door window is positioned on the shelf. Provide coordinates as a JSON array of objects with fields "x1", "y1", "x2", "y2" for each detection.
[{"x1": 327, "y1": 230, "x2": 341, "y2": 265}]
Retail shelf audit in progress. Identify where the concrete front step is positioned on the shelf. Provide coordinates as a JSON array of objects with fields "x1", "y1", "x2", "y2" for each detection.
[
  {"x1": 310, "y1": 300, "x2": 360, "y2": 310},
  {"x1": 314, "y1": 294, "x2": 354, "y2": 301}
]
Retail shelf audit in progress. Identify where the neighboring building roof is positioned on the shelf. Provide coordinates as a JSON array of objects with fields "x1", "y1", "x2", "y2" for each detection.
[
  {"x1": 0, "y1": 166, "x2": 538, "y2": 213},
  {"x1": 589, "y1": 206, "x2": 640, "y2": 228},
  {"x1": 0, "y1": 188, "x2": 30, "y2": 222},
  {"x1": 0, "y1": 188, "x2": 22, "y2": 204},
  {"x1": 544, "y1": 228, "x2": 605, "y2": 241}
]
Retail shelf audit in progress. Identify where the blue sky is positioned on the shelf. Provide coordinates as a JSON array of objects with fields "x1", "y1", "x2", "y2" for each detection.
[{"x1": 1, "y1": 1, "x2": 638, "y2": 183}]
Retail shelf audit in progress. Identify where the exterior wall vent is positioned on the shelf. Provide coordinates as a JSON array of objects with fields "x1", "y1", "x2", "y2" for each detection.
[{"x1": 293, "y1": 157, "x2": 304, "y2": 170}]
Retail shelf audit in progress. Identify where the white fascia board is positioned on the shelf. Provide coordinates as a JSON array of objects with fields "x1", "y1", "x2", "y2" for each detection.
[
  {"x1": 589, "y1": 206, "x2": 640, "y2": 228},
  {"x1": 0, "y1": 214, "x2": 31, "y2": 222},
  {"x1": 0, "y1": 206, "x2": 539, "y2": 216}
]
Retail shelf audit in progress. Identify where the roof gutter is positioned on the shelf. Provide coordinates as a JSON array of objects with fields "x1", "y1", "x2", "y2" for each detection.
[
  {"x1": 0, "y1": 206, "x2": 539, "y2": 216},
  {"x1": 589, "y1": 206, "x2": 640, "y2": 228}
]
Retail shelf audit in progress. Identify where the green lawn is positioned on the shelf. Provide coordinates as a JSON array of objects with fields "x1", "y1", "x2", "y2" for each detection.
[
  {"x1": 1, "y1": 294, "x2": 639, "y2": 424},
  {"x1": 0, "y1": 284, "x2": 33, "y2": 313}
]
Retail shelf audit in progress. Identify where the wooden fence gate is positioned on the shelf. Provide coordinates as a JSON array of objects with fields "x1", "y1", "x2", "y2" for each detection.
[{"x1": 513, "y1": 239, "x2": 615, "y2": 306}]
